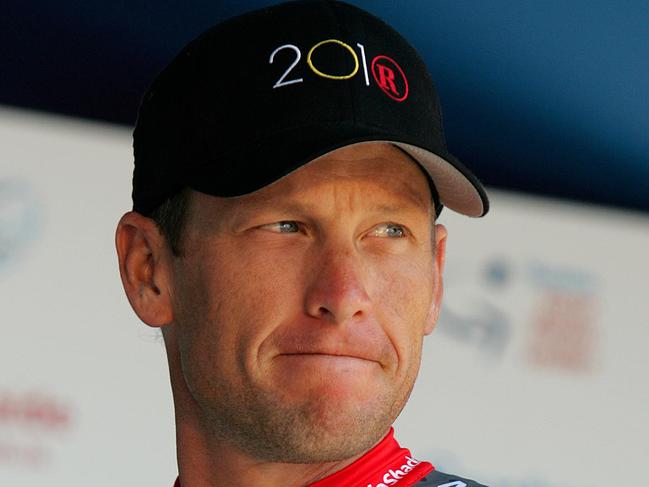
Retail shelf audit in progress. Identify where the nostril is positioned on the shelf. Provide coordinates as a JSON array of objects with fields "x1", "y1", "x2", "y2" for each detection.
[{"x1": 317, "y1": 306, "x2": 331, "y2": 317}]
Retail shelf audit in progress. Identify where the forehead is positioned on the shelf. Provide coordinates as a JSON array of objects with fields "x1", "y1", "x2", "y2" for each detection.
[{"x1": 190, "y1": 142, "x2": 433, "y2": 218}]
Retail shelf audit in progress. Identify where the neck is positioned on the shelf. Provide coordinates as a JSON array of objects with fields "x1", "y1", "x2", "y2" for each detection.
[{"x1": 175, "y1": 414, "x2": 370, "y2": 487}]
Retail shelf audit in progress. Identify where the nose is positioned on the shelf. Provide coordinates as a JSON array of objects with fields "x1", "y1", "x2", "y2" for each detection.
[{"x1": 303, "y1": 244, "x2": 372, "y2": 325}]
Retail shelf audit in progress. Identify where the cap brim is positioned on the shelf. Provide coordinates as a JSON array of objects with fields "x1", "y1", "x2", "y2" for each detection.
[
  {"x1": 191, "y1": 122, "x2": 489, "y2": 217},
  {"x1": 391, "y1": 142, "x2": 489, "y2": 217}
]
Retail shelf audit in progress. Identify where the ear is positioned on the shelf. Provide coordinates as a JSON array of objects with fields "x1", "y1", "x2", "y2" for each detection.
[
  {"x1": 115, "y1": 211, "x2": 174, "y2": 327},
  {"x1": 424, "y1": 223, "x2": 447, "y2": 335}
]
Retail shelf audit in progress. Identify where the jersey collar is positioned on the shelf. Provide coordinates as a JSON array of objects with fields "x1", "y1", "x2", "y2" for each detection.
[{"x1": 173, "y1": 428, "x2": 433, "y2": 487}]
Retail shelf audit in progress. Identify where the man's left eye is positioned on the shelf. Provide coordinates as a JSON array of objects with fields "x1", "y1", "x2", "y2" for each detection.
[
  {"x1": 371, "y1": 223, "x2": 407, "y2": 238},
  {"x1": 264, "y1": 221, "x2": 300, "y2": 233}
]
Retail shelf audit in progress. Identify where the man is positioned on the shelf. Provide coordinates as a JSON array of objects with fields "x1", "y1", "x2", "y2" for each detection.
[{"x1": 116, "y1": 1, "x2": 490, "y2": 486}]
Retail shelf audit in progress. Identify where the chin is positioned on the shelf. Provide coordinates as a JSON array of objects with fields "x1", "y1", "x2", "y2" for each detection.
[
  {"x1": 272, "y1": 411, "x2": 391, "y2": 464},
  {"x1": 197, "y1": 367, "x2": 415, "y2": 464},
  {"x1": 247, "y1": 391, "x2": 398, "y2": 464}
]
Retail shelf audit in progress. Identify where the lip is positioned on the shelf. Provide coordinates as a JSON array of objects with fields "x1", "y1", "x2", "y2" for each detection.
[
  {"x1": 268, "y1": 324, "x2": 391, "y2": 368},
  {"x1": 278, "y1": 354, "x2": 382, "y2": 377},
  {"x1": 277, "y1": 353, "x2": 383, "y2": 371},
  {"x1": 280, "y1": 352, "x2": 379, "y2": 363}
]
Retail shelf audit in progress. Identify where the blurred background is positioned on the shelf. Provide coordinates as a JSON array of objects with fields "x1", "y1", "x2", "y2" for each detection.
[{"x1": 1, "y1": 1, "x2": 648, "y2": 486}]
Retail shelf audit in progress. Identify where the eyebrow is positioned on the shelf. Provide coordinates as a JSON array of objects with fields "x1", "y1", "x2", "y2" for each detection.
[
  {"x1": 221, "y1": 179, "x2": 434, "y2": 229},
  {"x1": 232, "y1": 198, "x2": 431, "y2": 223}
]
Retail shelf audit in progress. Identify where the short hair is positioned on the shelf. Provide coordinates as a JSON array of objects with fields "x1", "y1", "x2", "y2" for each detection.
[{"x1": 148, "y1": 188, "x2": 191, "y2": 257}]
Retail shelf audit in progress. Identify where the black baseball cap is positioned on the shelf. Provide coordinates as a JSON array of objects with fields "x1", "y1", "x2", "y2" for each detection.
[{"x1": 132, "y1": 0, "x2": 489, "y2": 218}]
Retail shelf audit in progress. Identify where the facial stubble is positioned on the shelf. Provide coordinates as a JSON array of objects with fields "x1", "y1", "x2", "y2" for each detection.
[{"x1": 178, "y1": 321, "x2": 423, "y2": 464}]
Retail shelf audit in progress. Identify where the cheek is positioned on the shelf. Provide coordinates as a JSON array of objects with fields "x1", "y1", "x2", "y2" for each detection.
[
  {"x1": 171, "y1": 257, "x2": 233, "y2": 384},
  {"x1": 369, "y1": 253, "x2": 434, "y2": 368},
  {"x1": 174, "y1": 247, "x2": 304, "y2": 369}
]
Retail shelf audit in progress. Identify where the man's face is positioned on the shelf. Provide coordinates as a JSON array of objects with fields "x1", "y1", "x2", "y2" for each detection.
[{"x1": 167, "y1": 143, "x2": 446, "y2": 463}]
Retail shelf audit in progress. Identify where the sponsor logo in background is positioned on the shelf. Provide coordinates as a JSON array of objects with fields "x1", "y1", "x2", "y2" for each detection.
[
  {"x1": 526, "y1": 262, "x2": 599, "y2": 373},
  {"x1": 438, "y1": 257, "x2": 512, "y2": 360},
  {"x1": 439, "y1": 256, "x2": 600, "y2": 373},
  {"x1": 0, "y1": 179, "x2": 44, "y2": 277},
  {"x1": 0, "y1": 390, "x2": 71, "y2": 430},
  {"x1": 0, "y1": 389, "x2": 74, "y2": 469},
  {"x1": 439, "y1": 299, "x2": 510, "y2": 359}
]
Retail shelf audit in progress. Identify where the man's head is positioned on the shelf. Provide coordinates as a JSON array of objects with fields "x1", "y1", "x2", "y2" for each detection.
[
  {"x1": 118, "y1": 142, "x2": 445, "y2": 462},
  {"x1": 116, "y1": 0, "x2": 488, "y2": 468}
]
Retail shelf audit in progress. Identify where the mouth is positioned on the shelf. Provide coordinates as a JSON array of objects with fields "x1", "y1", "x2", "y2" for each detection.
[{"x1": 278, "y1": 353, "x2": 381, "y2": 367}]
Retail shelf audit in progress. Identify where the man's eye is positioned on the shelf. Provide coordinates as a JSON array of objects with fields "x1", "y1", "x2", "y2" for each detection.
[
  {"x1": 371, "y1": 223, "x2": 407, "y2": 238},
  {"x1": 263, "y1": 221, "x2": 300, "y2": 233}
]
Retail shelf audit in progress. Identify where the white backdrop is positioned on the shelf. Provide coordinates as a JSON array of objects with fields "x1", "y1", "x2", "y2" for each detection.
[{"x1": 1, "y1": 106, "x2": 648, "y2": 486}]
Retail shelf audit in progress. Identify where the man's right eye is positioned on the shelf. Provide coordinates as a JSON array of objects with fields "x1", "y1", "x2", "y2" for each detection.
[{"x1": 261, "y1": 221, "x2": 300, "y2": 233}]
